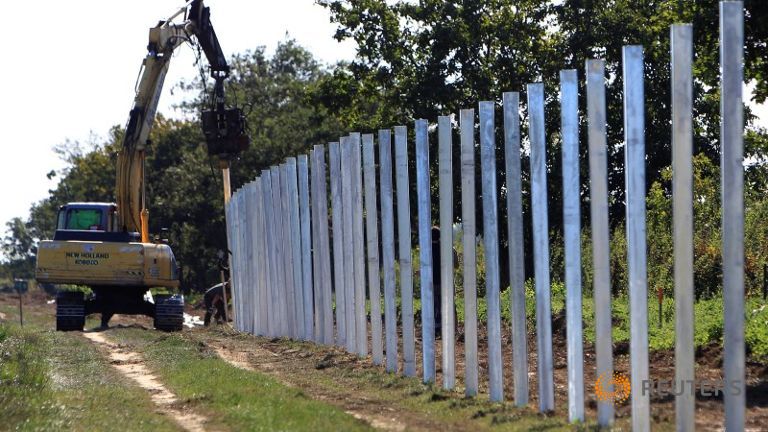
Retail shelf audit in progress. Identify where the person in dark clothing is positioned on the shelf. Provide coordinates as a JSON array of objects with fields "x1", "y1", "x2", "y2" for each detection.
[{"x1": 203, "y1": 282, "x2": 230, "y2": 326}]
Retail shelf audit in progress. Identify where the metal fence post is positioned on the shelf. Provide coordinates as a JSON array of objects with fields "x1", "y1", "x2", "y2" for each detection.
[
  {"x1": 310, "y1": 149, "x2": 324, "y2": 342},
  {"x1": 395, "y1": 125, "x2": 416, "y2": 377},
  {"x1": 329, "y1": 142, "x2": 346, "y2": 347},
  {"x1": 280, "y1": 164, "x2": 299, "y2": 339},
  {"x1": 586, "y1": 59, "x2": 614, "y2": 427},
  {"x1": 560, "y1": 69, "x2": 584, "y2": 422},
  {"x1": 363, "y1": 134, "x2": 384, "y2": 365},
  {"x1": 720, "y1": 3, "x2": 745, "y2": 429},
  {"x1": 503, "y1": 92, "x2": 528, "y2": 407},
  {"x1": 671, "y1": 23, "x2": 695, "y2": 432},
  {"x1": 271, "y1": 166, "x2": 288, "y2": 337},
  {"x1": 460, "y1": 109, "x2": 478, "y2": 396},
  {"x1": 254, "y1": 178, "x2": 269, "y2": 336},
  {"x1": 480, "y1": 101, "x2": 503, "y2": 402},
  {"x1": 341, "y1": 137, "x2": 357, "y2": 352},
  {"x1": 246, "y1": 182, "x2": 259, "y2": 334},
  {"x1": 287, "y1": 159, "x2": 305, "y2": 340},
  {"x1": 298, "y1": 155, "x2": 315, "y2": 341},
  {"x1": 261, "y1": 170, "x2": 277, "y2": 337},
  {"x1": 379, "y1": 129, "x2": 399, "y2": 372},
  {"x1": 314, "y1": 145, "x2": 335, "y2": 345},
  {"x1": 438, "y1": 115, "x2": 455, "y2": 390},
  {"x1": 528, "y1": 83, "x2": 554, "y2": 411},
  {"x1": 415, "y1": 119, "x2": 435, "y2": 383},
  {"x1": 623, "y1": 44, "x2": 650, "y2": 432},
  {"x1": 351, "y1": 133, "x2": 368, "y2": 357}
]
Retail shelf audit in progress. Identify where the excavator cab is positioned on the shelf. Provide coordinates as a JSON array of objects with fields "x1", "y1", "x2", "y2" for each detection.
[{"x1": 51, "y1": 203, "x2": 141, "y2": 243}]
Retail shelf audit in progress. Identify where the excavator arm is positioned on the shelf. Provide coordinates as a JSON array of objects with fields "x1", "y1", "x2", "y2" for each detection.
[{"x1": 116, "y1": 0, "x2": 248, "y2": 238}]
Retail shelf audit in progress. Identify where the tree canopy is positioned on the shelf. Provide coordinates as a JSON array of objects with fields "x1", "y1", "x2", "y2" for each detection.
[{"x1": 2, "y1": 2, "x2": 767, "y2": 295}]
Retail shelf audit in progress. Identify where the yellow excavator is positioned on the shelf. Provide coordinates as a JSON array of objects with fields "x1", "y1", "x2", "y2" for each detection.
[{"x1": 35, "y1": 0, "x2": 248, "y2": 331}]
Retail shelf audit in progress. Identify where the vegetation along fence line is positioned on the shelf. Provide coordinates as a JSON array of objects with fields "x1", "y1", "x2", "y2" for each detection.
[{"x1": 226, "y1": 2, "x2": 745, "y2": 430}]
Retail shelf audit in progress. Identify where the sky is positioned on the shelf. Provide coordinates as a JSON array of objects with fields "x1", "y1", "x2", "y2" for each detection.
[
  {"x1": 0, "y1": 1, "x2": 766, "y2": 238},
  {"x1": 0, "y1": 0, "x2": 357, "y2": 234}
]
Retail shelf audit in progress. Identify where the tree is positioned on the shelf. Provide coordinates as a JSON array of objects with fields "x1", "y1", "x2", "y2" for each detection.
[{"x1": 2, "y1": 218, "x2": 36, "y2": 278}]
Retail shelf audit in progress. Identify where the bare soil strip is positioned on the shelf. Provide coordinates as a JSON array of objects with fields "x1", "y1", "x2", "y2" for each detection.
[
  {"x1": 83, "y1": 331, "x2": 208, "y2": 432},
  {"x1": 212, "y1": 344, "x2": 407, "y2": 431}
]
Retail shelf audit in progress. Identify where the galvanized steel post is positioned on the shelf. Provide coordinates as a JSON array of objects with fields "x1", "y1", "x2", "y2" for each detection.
[
  {"x1": 379, "y1": 129, "x2": 399, "y2": 373},
  {"x1": 560, "y1": 69, "x2": 584, "y2": 422},
  {"x1": 720, "y1": 3, "x2": 745, "y2": 429},
  {"x1": 395, "y1": 126, "x2": 416, "y2": 377},
  {"x1": 363, "y1": 134, "x2": 383, "y2": 365},
  {"x1": 528, "y1": 83, "x2": 554, "y2": 412},
  {"x1": 297, "y1": 155, "x2": 315, "y2": 341},
  {"x1": 438, "y1": 115, "x2": 455, "y2": 390},
  {"x1": 329, "y1": 142, "x2": 346, "y2": 347},
  {"x1": 351, "y1": 133, "x2": 368, "y2": 357},
  {"x1": 586, "y1": 59, "x2": 614, "y2": 427},
  {"x1": 503, "y1": 92, "x2": 528, "y2": 407},
  {"x1": 623, "y1": 44, "x2": 650, "y2": 432},
  {"x1": 341, "y1": 137, "x2": 357, "y2": 352},
  {"x1": 460, "y1": 109, "x2": 478, "y2": 396},
  {"x1": 415, "y1": 119, "x2": 435, "y2": 383},
  {"x1": 671, "y1": 23, "x2": 695, "y2": 432}
]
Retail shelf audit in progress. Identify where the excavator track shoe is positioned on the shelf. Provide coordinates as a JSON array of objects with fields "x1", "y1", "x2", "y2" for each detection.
[
  {"x1": 56, "y1": 291, "x2": 86, "y2": 331},
  {"x1": 154, "y1": 294, "x2": 184, "y2": 331}
]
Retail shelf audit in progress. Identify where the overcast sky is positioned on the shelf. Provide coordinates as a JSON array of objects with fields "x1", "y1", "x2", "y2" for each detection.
[{"x1": 0, "y1": 1, "x2": 766, "y2": 238}]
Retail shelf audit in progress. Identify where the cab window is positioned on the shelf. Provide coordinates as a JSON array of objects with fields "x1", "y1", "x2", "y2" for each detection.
[{"x1": 65, "y1": 209, "x2": 104, "y2": 231}]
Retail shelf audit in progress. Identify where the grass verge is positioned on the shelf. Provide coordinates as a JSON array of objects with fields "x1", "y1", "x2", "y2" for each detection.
[
  {"x1": 107, "y1": 327, "x2": 372, "y2": 432},
  {"x1": 0, "y1": 307, "x2": 180, "y2": 432}
]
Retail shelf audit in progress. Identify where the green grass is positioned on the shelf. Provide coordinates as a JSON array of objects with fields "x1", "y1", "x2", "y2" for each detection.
[
  {"x1": 107, "y1": 328, "x2": 371, "y2": 432},
  {"x1": 451, "y1": 280, "x2": 768, "y2": 359},
  {"x1": 0, "y1": 314, "x2": 180, "y2": 432}
]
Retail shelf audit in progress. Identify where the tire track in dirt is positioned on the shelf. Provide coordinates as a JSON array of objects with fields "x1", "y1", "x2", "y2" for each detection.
[
  {"x1": 211, "y1": 344, "x2": 407, "y2": 431},
  {"x1": 83, "y1": 331, "x2": 208, "y2": 432}
]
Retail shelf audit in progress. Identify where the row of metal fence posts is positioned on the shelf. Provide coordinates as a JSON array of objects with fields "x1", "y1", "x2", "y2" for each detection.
[{"x1": 225, "y1": 3, "x2": 745, "y2": 431}]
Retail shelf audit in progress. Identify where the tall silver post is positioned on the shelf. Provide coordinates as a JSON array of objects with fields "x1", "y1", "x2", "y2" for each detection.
[
  {"x1": 379, "y1": 129, "x2": 398, "y2": 372},
  {"x1": 623, "y1": 45, "x2": 650, "y2": 432},
  {"x1": 341, "y1": 136, "x2": 357, "y2": 352},
  {"x1": 560, "y1": 69, "x2": 584, "y2": 422},
  {"x1": 314, "y1": 145, "x2": 335, "y2": 345},
  {"x1": 261, "y1": 170, "x2": 277, "y2": 338},
  {"x1": 310, "y1": 150, "x2": 323, "y2": 342},
  {"x1": 247, "y1": 182, "x2": 260, "y2": 334},
  {"x1": 351, "y1": 133, "x2": 368, "y2": 357},
  {"x1": 720, "y1": 3, "x2": 745, "y2": 429},
  {"x1": 298, "y1": 155, "x2": 315, "y2": 341},
  {"x1": 438, "y1": 115, "x2": 455, "y2": 390},
  {"x1": 271, "y1": 166, "x2": 289, "y2": 337},
  {"x1": 363, "y1": 134, "x2": 383, "y2": 365},
  {"x1": 329, "y1": 142, "x2": 346, "y2": 346},
  {"x1": 287, "y1": 159, "x2": 305, "y2": 340},
  {"x1": 415, "y1": 119, "x2": 435, "y2": 383},
  {"x1": 503, "y1": 92, "x2": 528, "y2": 406},
  {"x1": 528, "y1": 83, "x2": 554, "y2": 411},
  {"x1": 671, "y1": 23, "x2": 695, "y2": 432},
  {"x1": 586, "y1": 59, "x2": 614, "y2": 427},
  {"x1": 253, "y1": 178, "x2": 268, "y2": 336},
  {"x1": 460, "y1": 109, "x2": 478, "y2": 396},
  {"x1": 395, "y1": 125, "x2": 416, "y2": 377},
  {"x1": 279, "y1": 164, "x2": 299, "y2": 339},
  {"x1": 479, "y1": 101, "x2": 503, "y2": 402}
]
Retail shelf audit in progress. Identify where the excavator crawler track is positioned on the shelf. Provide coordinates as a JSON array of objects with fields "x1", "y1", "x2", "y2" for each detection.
[
  {"x1": 154, "y1": 294, "x2": 184, "y2": 331},
  {"x1": 56, "y1": 291, "x2": 86, "y2": 331}
]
